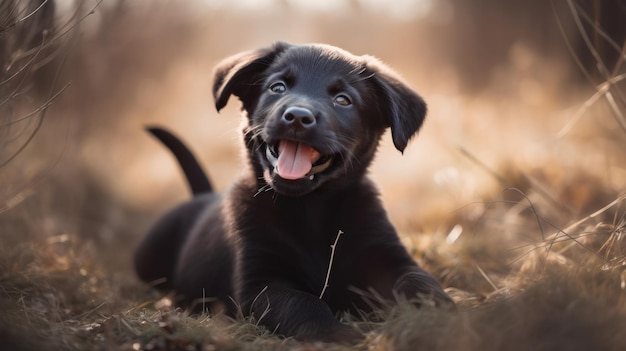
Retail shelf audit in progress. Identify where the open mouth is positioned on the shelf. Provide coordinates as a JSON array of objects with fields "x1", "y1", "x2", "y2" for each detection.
[{"x1": 265, "y1": 140, "x2": 333, "y2": 180}]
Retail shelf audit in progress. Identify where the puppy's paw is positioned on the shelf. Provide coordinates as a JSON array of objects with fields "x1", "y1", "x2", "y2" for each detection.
[{"x1": 394, "y1": 271, "x2": 456, "y2": 310}]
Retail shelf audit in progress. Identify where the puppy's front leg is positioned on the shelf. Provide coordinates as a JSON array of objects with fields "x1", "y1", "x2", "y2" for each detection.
[{"x1": 243, "y1": 286, "x2": 361, "y2": 343}]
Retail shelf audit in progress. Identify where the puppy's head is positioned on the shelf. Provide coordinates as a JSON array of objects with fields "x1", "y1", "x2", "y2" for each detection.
[{"x1": 213, "y1": 42, "x2": 426, "y2": 196}]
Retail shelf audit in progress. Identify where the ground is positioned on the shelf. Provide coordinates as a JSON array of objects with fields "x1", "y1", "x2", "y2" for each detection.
[{"x1": 1, "y1": 1, "x2": 626, "y2": 350}]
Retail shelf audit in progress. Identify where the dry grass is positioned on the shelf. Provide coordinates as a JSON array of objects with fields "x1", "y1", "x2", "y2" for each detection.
[{"x1": 2, "y1": 1, "x2": 626, "y2": 350}]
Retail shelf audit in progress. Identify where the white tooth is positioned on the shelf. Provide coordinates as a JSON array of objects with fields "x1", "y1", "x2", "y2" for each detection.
[{"x1": 309, "y1": 175, "x2": 314, "y2": 180}]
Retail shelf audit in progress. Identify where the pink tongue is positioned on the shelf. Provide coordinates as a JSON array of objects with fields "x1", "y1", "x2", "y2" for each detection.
[{"x1": 276, "y1": 140, "x2": 318, "y2": 180}]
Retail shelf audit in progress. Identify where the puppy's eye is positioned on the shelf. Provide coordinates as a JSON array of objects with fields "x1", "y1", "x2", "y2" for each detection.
[
  {"x1": 334, "y1": 94, "x2": 352, "y2": 106},
  {"x1": 269, "y1": 82, "x2": 286, "y2": 94}
]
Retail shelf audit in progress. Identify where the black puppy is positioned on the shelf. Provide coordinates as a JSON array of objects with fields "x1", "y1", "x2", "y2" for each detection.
[{"x1": 134, "y1": 42, "x2": 453, "y2": 342}]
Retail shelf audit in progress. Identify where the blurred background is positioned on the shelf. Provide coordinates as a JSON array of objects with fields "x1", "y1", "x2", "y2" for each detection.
[
  {"x1": 1, "y1": 0, "x2": 626, "y2": 337},
  {"x1": 2, "y1": 1, "x2": 626, "y2": 349}
]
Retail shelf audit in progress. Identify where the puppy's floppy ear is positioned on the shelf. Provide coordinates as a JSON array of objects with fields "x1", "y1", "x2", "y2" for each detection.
[
  {"x1": 366, "y1": 57, "x2": 427, "y2": 153},
  {"x1": 213, "y1": 42, "x2": 290, "y2": 114}
]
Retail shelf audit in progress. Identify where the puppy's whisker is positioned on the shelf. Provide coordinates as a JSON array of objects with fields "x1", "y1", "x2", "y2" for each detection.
[
  {"x1": 244, "y1": 128, "x2": 264, "y2": 142},
  {"x1": 253, "y1": 183, "x2": 272, "y2": 197}
]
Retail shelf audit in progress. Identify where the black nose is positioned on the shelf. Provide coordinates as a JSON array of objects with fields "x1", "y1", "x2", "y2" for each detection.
[{"x1": 281, "y1": 106, "x2": 316, "y2": 129}]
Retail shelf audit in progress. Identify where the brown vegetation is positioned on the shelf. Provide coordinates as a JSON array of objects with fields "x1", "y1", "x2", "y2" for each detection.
[{"x1": 1, "y1": 1, "x2": 625, "y2": 350}]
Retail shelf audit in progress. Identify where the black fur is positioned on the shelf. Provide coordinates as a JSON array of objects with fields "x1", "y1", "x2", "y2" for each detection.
[
  {"x1": 134, "y1": 42, "x2": 453, "y2": 343},
  {"x1": 147, "y1": 127, "x2": 212, "y2": 195}
]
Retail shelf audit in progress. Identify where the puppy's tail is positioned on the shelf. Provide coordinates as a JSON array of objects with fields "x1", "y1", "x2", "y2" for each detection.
[{"x1": 147, "y1": 126, "x2": 213, "y2": 195}]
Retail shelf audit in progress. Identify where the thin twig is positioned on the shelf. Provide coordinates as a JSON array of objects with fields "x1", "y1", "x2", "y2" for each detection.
[
  {"x1": 571, "y1": 2, "x2": 626, "y2": 72},
  {"x1": 604, "y1": 91, "x2": 626, "y2": 134},
  {"x1": 320, "y1": 230, "x2": 344, "y2": 299},
  {"x1": 551, "y1": 0, "x2": 595, "y2": 85},
  {"x1": 0, "y1": 0, "x2": 49, "y2": 36},
  {"x1": 475, "y1": 264, "x2": 498, "y2": 292},
  {"x1": 554, "y1": 193, "x2": 626, "y2": 237},
  {"x1": 567, "y1": 0, "x2": 611, "y2": 78},
  {"x1": 456, "y1": 145, "x2": 507, "y2": 185},
  {"x1": 556, "y1": 73, "x2": 626, "y2": 137},
  {"x1": 16, "y1": 0, "x2": 49, "y2": 25},
  {"x1": 0, "y1": 82, "x2": 70, "y2": 127}
]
